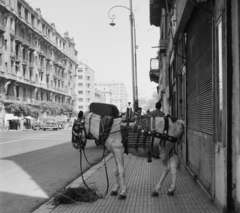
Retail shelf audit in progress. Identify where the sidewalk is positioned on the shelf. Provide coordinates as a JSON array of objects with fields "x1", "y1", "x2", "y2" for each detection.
[{"x1": 34, "y1": 154, "x2": 220, "y2": 213}]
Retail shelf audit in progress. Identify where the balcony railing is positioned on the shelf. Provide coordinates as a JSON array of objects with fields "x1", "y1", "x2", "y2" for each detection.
[
  {"x1": 38, "y1": 67, "x2": 45, "y2": 73},
  {"x1": 15, "y1": 34, "x2": 23, "y2": 43},
  {"x1": 15, "y1": 55, "x2": 21, "y2": 63},
  {"x1": 22, "y1": 59, "x2": 28, "y2": 65},
  {"x1": 22, "y1": 39, "x2": 30, "y2": 47},
  {"x1": 28, "y1": 61, "x2": 34, "y2": 68},
  {"x1": 0, "y1": 22, "x2": 5, "y2": 34},
  {"x1": 159, "y1": 39, "x2": 168, "y2": 53},
  {"x1": 46, "y1": 70, "x2": 50, "y2": 75},
  {"x1": 5, "y1": 95, "x2": 16, "y2": 101}
]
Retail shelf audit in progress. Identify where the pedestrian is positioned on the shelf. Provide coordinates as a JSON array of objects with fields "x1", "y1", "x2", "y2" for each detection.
[
  {"x1": 149, "y1": 101, "x2": 165, "y2": 117},
  {"x1": 136, "y1": 107, "x2": 142, "y2": 116},
  {"x1": 149, "y1": 101, "x2": 165, "y2": 159}
]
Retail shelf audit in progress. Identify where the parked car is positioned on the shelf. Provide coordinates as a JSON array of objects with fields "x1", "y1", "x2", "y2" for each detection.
[
  {"x1": 42, "y1": 122, "x2": 58, "y2": 131},
  {"x1": 32, "y1": 122, "x2": 42, "y2": 130}
]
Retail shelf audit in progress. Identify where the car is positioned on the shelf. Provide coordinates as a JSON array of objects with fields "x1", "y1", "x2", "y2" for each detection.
[
  {"x1": 32, "y1": 122, "x2": 42, "y2": 130},
  {"x1": 42, "y1": 122, "x2": 58, "y2": 131}
]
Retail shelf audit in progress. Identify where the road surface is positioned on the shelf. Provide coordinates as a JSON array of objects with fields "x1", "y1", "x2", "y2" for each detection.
[{"x1": 0, "y1": 129, "x2": 108, "y2": 213}]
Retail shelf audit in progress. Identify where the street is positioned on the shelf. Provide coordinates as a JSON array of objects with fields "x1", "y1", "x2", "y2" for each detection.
[{"x1": 0, "y1": 129, "x2": 107, "y2": 213}]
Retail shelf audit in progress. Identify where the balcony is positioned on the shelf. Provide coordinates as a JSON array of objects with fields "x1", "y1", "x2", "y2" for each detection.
[
  {"x1": 22, "y1": 39, "x2": 30, "y2": 47},
  {"x1": 30, "y1": 78, "x2": 35, "y2": 84},
  {"x1": 28, "y1": 42, "x2": 35, "y2": 51},
  {"x1": 22, "y1": 59, "x2": 28, "y2": 66},
  {"x1": 38, "y1": 67, "x2": 45, "y2": 73},
  {"x1": 38, "y1": 50, "x2": 45, "y2": 57},
  {"x1": 15, "y1": 34, "x2": 23, "y2": 43},
  {"x1": 0, "y1": 70, "x2": 5, "y2": 77},
  {"x1": 5, "y1": 95, "x2": 17, "y2": 102},
  {"x1": 45, "y1": 54, "x2": 51, "y2": 61},
  {"x1": 159, "y1": 39, "x2": 168, "y2": 54},
  {"x1": 46, "y1": 69, "x2": 50, "y2": 75},
  {"x1": 0, "y1": 22, "x2": 5, "y2": 34},
  {"x1": 15, "y1": 55, "x2": 21, "y2": 64},
  {"x1": 149, "y1": 58, "x2": 160, "y2": 84},
  {"x1": 10, "y1": 29, "x2": 15, "y2": 36},
  {"x1": 10, "y1": 51, "x2": 15, "y2": 60},
  {"x1": 28, "y1": 61, "x2": 34, "y2": 68}
]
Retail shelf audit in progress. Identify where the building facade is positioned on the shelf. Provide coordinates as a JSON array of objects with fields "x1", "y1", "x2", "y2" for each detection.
[
  {"x1": 75, "y1": 63, "x2": 95, "y2": 112},
  {"x1": 94, "y1": 88, "x2": 106, "y2": 104},
  {"x1": 149, "y1": 0, "x2": 240, "y2": 212},
  {"x1": 0, "y1": 0, "x2": 78, "y2": 124},
  {"x1": 96, "y1": 81, "x2": 128, "y2": 112}
]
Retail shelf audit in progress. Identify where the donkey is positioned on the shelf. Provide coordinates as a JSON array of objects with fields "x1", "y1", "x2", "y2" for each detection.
[{"x1": 72, "y1": 109, "x2": 184, "y2": 199}]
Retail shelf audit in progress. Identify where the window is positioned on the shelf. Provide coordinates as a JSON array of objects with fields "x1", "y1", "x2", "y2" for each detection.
[
  {"x1": 78, "y1": 76, "x2": 83, "y2": 79},
  {"x1": 31, "y1": 14, "x2": 34, "y2": 27},
  {"x1": 78, "y1": 83, "x2": 83, "y2": 86},
  {"x1": 78, "y1": 98, "x2": 83, "y2": 102},
  {"x1": 78, "y1": 106, "x2": 83, "y2": 109},
  {"x1": 25, "y1": 9, "x2": 28, "y2": 22},
  {"x1": 18, "y1": 3, "x2": 22, "y2": 16},
  {"x1": 78, "y1": 91, "x2": 83, "y2": 94}
]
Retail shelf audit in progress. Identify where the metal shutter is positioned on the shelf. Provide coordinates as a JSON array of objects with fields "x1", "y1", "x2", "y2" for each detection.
[{"x1": 186, "y1": 7, "x2": 213, "y2": 193}]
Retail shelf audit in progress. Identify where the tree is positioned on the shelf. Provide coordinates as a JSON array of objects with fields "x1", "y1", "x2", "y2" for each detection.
[{"x1": 40, "y1": 101, "x2": 74, "y2": 116}]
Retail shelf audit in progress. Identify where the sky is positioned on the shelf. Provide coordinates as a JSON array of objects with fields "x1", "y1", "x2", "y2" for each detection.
[{"x1": 28, "y1": 0, "x2": 160, "y2": 101}]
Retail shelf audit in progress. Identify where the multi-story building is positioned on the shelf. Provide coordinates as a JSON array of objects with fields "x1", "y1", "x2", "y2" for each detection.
[
  {"x1": 0, "y1": 0, "x2": 78, "y2": 123},
  {"x1": 149, "y1": 0, "x2": 240, "y2": 211},
  {"x1": 94, "y1": 88, "x2": 106, "y2": 103},
  {"x1": 96, "y1": 81, "x2": 128, "y2": 112},
  {"x1": 96, "y1": 83, "x2": 112, "y2": 104},
  {"x1": 75, "y1": 63, "x2": 95, "y2": 112}
]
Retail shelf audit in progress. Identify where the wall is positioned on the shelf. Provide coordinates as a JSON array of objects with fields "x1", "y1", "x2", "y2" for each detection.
[{"x1": 232, "y1": 0, "x2": 240, "y2": 211}]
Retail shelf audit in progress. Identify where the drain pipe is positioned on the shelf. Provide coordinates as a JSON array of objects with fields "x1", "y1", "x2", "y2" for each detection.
[{"x1": 226, "y1": 0, "x2": 233, "y2": 211}]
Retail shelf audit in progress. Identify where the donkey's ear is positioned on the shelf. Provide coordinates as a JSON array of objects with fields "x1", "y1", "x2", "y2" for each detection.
[{"x1": 78, "y1": 111, "x2": 84, "y2": 119}]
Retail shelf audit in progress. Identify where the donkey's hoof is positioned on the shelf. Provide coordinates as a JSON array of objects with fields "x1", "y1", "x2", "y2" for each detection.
[
  {"x1": 167, "y1": 189, "x2": 176, "y2": 196},
  {"x1": 118, "y1": 194, "x2": 126, "y2": 200},
  {"x1": 110, "y1": 190, "x2": 118, "y2": 196},
  {"x1": 147, "y1": 157, "x2": 152, "y2": 163},
  {"x1": 151, "y1": 191, "x2": 159, "y2": 197}
]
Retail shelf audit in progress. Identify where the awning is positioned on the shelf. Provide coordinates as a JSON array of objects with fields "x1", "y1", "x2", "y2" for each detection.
[
  {"x1": 149, "y1": 70, "x2": 160, "y2": 84},
  {"x1": 25, "y1": 116, "x2": 34, "y2": 120},
  {"x1": 5, "y1": 114, "x2": 19, "y2": 120}
]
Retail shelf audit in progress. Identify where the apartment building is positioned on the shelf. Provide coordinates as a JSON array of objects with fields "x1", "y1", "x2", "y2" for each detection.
[
  {"x1": 96, "y1": 81, "x2": 128, "y2": 112},
  {"x1": 75, "y1": 63, "x2": 95, "y2": 112},
  {"x1": 94, "y1": 88, "x2": 106, "y2": 104},
  {"x1": 0, "y1": 0, "x2": 78, "y2": 123}
]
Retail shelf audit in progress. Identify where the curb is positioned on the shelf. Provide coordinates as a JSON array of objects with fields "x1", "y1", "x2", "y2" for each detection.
[{"x1": 33, "y1": 153, "x2": 113, "y2": 213}]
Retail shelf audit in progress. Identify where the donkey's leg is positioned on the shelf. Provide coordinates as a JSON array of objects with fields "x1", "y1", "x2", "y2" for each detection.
[
  {"x1": 167, "y1": 155, "x2": 178, "y2": 196},
  {"x1": 115, "y1": 149, "x2": 127, "y2": 199},
  {"x1": 110, "y1": 154, "x2": 120, "y2": 196},
  {"x1": 152, "y1": 159, "x2": 170, "y2": 197}
]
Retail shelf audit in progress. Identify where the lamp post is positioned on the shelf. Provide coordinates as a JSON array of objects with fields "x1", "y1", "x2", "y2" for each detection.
[{"x1": 108, "y1": 0, "x2": 138, "y2": 111}]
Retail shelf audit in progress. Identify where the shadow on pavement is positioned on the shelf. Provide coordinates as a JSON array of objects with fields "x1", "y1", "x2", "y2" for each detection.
[{"x1": 1, "y1": 141, "x2": 107, "y2": 213}]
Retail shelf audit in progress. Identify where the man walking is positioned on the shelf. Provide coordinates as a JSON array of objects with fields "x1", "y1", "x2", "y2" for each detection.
[
  {"x1": 150, "y1": 101, "x2": 165, "y2": 159},
  {"x1": 149, "y1": 101, "x2": 165, "y2": 117}
]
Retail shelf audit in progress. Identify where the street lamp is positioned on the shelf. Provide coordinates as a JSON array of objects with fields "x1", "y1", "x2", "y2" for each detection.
[{"x1": 108, "y1": 1, "x2": 138, "y2": 111}]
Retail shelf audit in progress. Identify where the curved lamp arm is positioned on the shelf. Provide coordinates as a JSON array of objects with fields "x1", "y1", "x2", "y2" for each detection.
[{"x1": 108, "y1": 5, "x2": 131, "y2": 23}]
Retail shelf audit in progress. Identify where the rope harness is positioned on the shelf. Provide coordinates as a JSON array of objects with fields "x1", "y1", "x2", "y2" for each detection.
[{"x1": 71, "y1": 112, "x2": 181, "y2": 196}]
